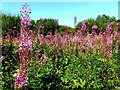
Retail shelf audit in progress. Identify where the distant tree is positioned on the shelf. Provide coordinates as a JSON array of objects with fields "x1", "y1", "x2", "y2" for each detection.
[
  {"x1": 67, "y1": 26, "x2": 75, "y2": 34},
  {"x1": 74, "y1": 16, "x2": 77, "y2": 28},
  {"x1": 58, "y1": 25, "x2": 75, "y2": 35},
  {"x1": 75, "y1": 14, "x2": 117, "y2": 33},
  {"x1": 57, "y1": 25, "x2": 65, "y2": 35},
  {"x1": 29, "y1": 19, "x2": 36, "y2": 31},
  {"x1": 2, "y1": 13, "x2": 21, "y2": 37},
  {"x1": 36, "y1": 18, "x2": 57, "y2": 35},
  {"x1": 117, "y1": 19, "x2": 120, "y2": 22}
]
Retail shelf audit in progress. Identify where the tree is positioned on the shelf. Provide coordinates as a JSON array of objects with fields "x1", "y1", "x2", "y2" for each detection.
[
  {"x1": 36, "y1": 18, "x2": 57, "y2": 35},
  {"x1": 58, "y1": 25, "x2": 75, "y2": 35},
  {"x1": 74, "y1": 16, "x2": 77, "y2": 28},
  {"x1": 75, "y1": 14, "x2": 117, "y2": 33},
  {"x1": 2, "y1": 13, "x2": 21, "y2": 37}
]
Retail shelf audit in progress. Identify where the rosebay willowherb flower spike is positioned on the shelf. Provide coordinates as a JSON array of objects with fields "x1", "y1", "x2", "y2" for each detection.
[
  {"x1": 20, "y1": 2, "x2": 31, "y2": 19},
  {"x1": 20, "y1": 2, "x2": 31, "y2": 25},
  {"x1": 14, "y1": 2, "x2": 33, "y2": 89},
  {"x1": 81, "y1": 22, "x2": 86, "y2": 31}
]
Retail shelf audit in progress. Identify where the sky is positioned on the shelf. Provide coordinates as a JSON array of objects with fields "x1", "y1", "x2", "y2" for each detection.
[{"x1": 1, "y1": 2, "x2": 118, "y2": 27}]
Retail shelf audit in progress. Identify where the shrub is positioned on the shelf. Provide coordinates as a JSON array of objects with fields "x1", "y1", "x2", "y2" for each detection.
[{"x1": 2, "y1": 40, "x2": 19, "y2": 89}]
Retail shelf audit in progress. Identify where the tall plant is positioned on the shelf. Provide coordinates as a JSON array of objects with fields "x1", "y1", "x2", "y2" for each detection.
[{"x1": 14, "y1": 2, "x2": 33, "y2": 89}]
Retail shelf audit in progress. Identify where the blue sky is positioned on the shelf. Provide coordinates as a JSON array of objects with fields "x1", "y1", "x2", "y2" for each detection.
[{"x1": 2, "y1": 2, "x2": 118, "y2": 27}]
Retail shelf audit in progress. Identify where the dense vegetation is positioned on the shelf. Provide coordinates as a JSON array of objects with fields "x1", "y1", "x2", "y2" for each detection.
[{"x1": 1, "y1": 2, "x2": 120, "y2": 90}]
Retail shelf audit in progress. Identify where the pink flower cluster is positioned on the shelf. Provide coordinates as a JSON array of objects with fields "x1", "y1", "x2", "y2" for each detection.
[
  {"x1": 19, "y1": 40, "x2": 33, "y2": 51},
  {"x1": 5, "y1": 34, "x2": 12, "y2": 41},
  {"x1": 20, "y1": 3, "x2": 31, "y2": 25},
  {"x1": 14, "y1": 2, "x2": 33, "y2": 89},
  {"x1": 92, "y1": 25, "x2": 98, "y2": 35},
  {"x1": 36, "y1": 22, "x2": 120, "y2": 61},
  {"x1": 81, "y1": 22, "x2": 87, "y2": 30},
  {"x1": 21, "y1": 18, "x2": 31, "y2": 25},
  {"x1": 14, "y1": 74, "x2": 28, "y2": 89},
  {"x1": 106, "y1": 22, "x2": 113, "y2": 33}
]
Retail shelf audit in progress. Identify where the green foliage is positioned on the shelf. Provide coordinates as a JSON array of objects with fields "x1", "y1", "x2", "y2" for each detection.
[
  {"x1": 75, "y1": 14, "x2": 117, "y2": 33},
  {"x1": 29, "y1": 19, "x2": 36, "y2": 31},
  {"x1": 117, "y1": 19, "x2": 120, "y2": 22},
  {"x1": 24, "y1": 38, "x2": 120, "y2": 90},
  {"x1": 36, "y1": 18, "x2": 57, "y2": 35},
  {"x1": 2, "y1": 13, "x2": 117, "y2": 36},
  {"x1": 2, "y1": 41, "x2": 19, "y2": 90},
  {"x1": 2, "y1": 13, "x2": 21, "y2": 37},
  {"x1": 58, "y1": 25, "x2": 75, "y2": 35},
  {"x1": 2, "y1": 13, "x2": 120, "y2": 90},
  {"x1": 2, "y1": 40, "x2": 120, "y2": 89},
  {"x1": 35, "y1": 18, "x2": 75, "y2": 35},
  {"x1": 57, "y1": 25, "x2": 65, "y2": 34}
]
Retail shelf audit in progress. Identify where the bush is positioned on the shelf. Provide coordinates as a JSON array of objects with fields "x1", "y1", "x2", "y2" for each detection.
[
  {"x1": 2, "y1": 13, "x2": 21, "y2": 37},
  {"x1": 2, "y1": 40, "x2": 19, "y2": 90}
]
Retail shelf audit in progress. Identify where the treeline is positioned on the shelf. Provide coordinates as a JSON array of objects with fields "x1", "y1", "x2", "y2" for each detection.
[
  {"x1": 1, "y1": 13, "x2": 120, "y2": 37},
  {"x1": 75, "y1": 15, "x2": 118, "y2": 33}
]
